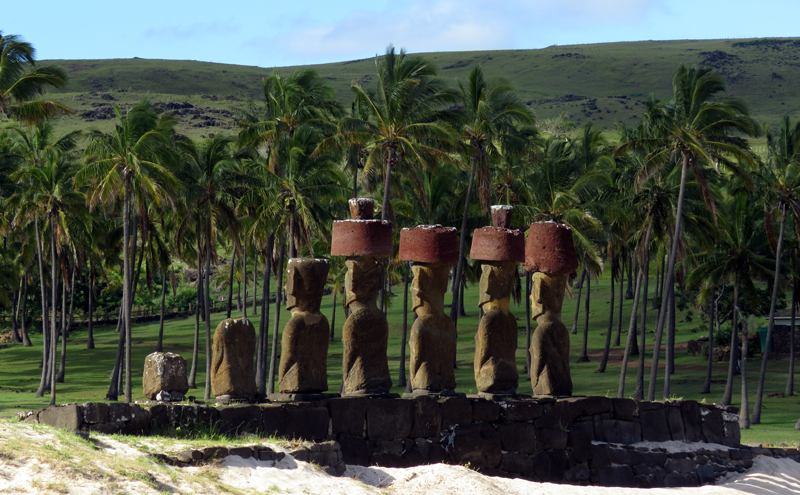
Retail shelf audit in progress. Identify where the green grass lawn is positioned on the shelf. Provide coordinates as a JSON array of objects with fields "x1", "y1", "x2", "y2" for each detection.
[{"x1": 2, "y1": 270, "x2": 799, "y2": 446}]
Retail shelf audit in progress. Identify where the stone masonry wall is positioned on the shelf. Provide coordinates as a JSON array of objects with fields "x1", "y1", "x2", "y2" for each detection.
[{"x1": 24, "y1": 396, "x2": 797, "y2": 488}]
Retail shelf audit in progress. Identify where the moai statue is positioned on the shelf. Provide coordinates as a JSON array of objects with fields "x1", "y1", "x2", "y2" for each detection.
[
  {"x1": 399, "y1": 225, "x2": 458, "y2": 394},
  {"x1": 331, "y1": 198, "x2": 393, "y2": 395},
  {"x1": 211, "y1": 318, "x2": 257, "y2": 400},
  {"x1": 470, "y1": 205, "x2": 525, "y2": 396},
  {"x1": 524, "y1": 222, "x2": 579, "y2": 396},
  {"x1": 278, "y1": 258, "x2": 331, "y2": 394}
]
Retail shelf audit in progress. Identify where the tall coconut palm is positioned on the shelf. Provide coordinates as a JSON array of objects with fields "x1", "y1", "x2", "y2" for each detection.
[
  {"x1": 238, "y1": 68, "x2": 342, "y2": 176},
  {"x1": 752, "y1": 116, "x2": 800, "y2": 424},
  {"x1": 81, "y1": 100, "x2": 178, "y2": 403},
  {"x1": 339, "y1": 46, "x2": 457, "y2": 223},
  {"x1": 14, "y1": 146, "x2": 85, "y2": 405},
  {"x1": 0, "y1": 32, "x2": 70, "y2": 124},
  {"x1": 176, "y1": 135, "x2": 249, "y2": 400},
  {"x1": 241, "y1": 125, "x2": 348, "y2": 393},
  {"x1": 7, "y1": 122, "x2": 80, "y2": 398},
  {"x1": 449, "y1": 65, "x2": 534, "y2": 323},
  {"x1": 687, "y1": 192, "x2": 772, "y2": 406},
  {"x1": 617, "y1": 64, "x2": 760, "y2": 401}
]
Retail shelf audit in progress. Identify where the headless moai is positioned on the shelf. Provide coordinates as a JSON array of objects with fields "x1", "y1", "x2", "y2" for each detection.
[
  {"x1": 331, "y1": 198, "x2": 393, "y2": 395},
  {"x1": 399, "y1": 225, "x2": 458, "y2": 393},
  {"x1": 524, "y1": 222, "x2": 579, "y2": 396},
  {"x1": 210, "y1": 318, "x2": 257, "y2": 399},
  {"x1": 278, "y1": 258, "x2": 330, "y2": 394},
  {"x1": 470, "y1": 206, "x2": 525, "y2": 395}
]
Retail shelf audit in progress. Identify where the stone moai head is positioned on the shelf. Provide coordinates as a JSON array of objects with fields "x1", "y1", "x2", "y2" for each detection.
[
  {"x1": 530, "y1": 272, "x2": 568, "y2": 320},
  {"x1": 411, "y1": 263, "x2": 449, "y2": 312},
  {"x1": 345, "y1": 258, "x2": 383, "y2": 306},
  {"x1": 478, "y1": 262, "x2": 516, "y2": 308},
  {"x1": 286, "y1": 258, "x2": 330, "y2": 312}
]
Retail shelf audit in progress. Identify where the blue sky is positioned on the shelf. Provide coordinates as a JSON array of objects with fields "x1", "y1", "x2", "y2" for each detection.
[{"x1": 7, "y1": 0, "x2": 800, "y2": 68}]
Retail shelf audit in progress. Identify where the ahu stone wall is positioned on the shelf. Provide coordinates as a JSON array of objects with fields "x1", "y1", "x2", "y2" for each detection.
[{"x1": 24, "y1": 395, "x2": 795, "y2": 488}]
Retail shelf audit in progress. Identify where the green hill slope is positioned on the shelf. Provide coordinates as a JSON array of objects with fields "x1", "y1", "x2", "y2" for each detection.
[{"x1": 40, "y1": 38, "x2": 800, "y2": 139}]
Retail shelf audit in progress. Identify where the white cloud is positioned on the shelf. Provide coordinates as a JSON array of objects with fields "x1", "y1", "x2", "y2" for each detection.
[{"x1": 244, "y1": 0, "x2": 669, "y2": 66}]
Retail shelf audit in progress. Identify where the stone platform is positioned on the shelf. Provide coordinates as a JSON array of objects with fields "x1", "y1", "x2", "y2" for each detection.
[{"x1": 22, "y1": 396, "x2": 796, "y2": 488}]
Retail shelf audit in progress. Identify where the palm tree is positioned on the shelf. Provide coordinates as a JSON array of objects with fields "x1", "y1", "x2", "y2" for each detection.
[
  {"x1": 617, "y1": 64, "x2": 760, "y2": 401},
  {"x1": 176, "y1": 135, "x2": 249, "y2": 400},
  {"x1": 81, "y1": 100, "x2": 178, "y2": 403},
  {"x1": 14, "y1": 143, "x2": 85, "y2": 405},
  {"x1": 687, "y1": 192, "x2": 772, "y2": 406},
  {"x1": 241, "y1": 125, "x2": 348, "y2": 394},
  {"x1": 7, "y1": 122, "x2": 80, "y2": 398},
  {"x1": 449, "y1": 65, "x2": 534, "y2": 323},
  {"x1": 339, "y1": 46, "x2": 457, "y2": 223},
  {"x1": 752, "y1": 116, "x2": 800, "y2": 424},
  {"x1": 0, "y1": 32, "x2": 70, "y2": 124},
  {"x1": 238, "y1": 68, "x2": 342, "y2": 176}
]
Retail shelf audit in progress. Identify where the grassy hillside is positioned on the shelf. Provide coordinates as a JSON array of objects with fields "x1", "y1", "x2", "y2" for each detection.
[{"x1": 38, "y1": 38, "x2": 800, "y2": 140}]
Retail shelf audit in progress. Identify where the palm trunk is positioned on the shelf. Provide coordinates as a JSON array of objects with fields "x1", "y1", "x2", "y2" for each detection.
[
  {"x1": 615, "y1": 258, "x2": 624, "y2": 347},
  {"x1": 635, "y1": 251, "x2": 650, "y2": 400},
  {"x1": 578, "y1": 274, "x2": 591, "y2": 362},
  {"x1": 664, "y1": 282, "x2": 676, "y2": 398},
  {"x1": 625, "y1": 253, "x2": 634, "y2": 299},
  {"x1": 571, "y1": 268, "x2": 586, "y2": 335},
  {"x1": 242, "y1": 237, "x2": 248, "y2": 319},
  {"x1": 34, "y1": 217, "x2": 50, "y2": 398},
  {"x1": 753, "y1": 208, "x2": 787, "y2": 424},
  {"x1": 787, "y1": 292, "x2": 796, "y2": 396},
  {"x1": 122, "y1": 180, "x2": 133, "y2": 403},
  {"x1": 459, "y1": 278, "x2": 466, "y2": 317},
  {"x1": 203, "y1": 214, "x2": 213, "y2": 401},
  {"x1": 87, "y1": 266, "x2": 95, "y2": 349},
  {"x1": 156, "y1": 266, "x2": 167, "y2": 352},
  {"x1": 738, "y1": 307, "x2": 750, "y2": 429},
  {"x1": 226, "y1": 248, "x2": 236, "y2": 319},
  {"x1": 398, "y1": 266, "x2": 410, "y2": 387},
  {"x1": 21, "y1": 274, "x2": 32, "y2": 347},
  {"x1": 105, "y1": 314, "x2": 125, "y2": 400},
  {"x1": 49, "y1": 219, "x2": 58, "y2": 406},
  {"x1": 450, "y1": 155, "x2": 478, "y2": 326},
  {"x1": 267, "y1": 237, "x2": 286, "y2": 395},
  {"x1": 721, "y1": 273, "x2": 741, "y2": 405},
  {"x1": 668, "y1": 278, "x2": 676, "y2": 375},
  {"x1": 647, "y1": 157, "x2": 689, "y2": 401},
  {"x1": 701, "y1": 296, "x2": 714, "y2": 394},
  {"x1": 188, "y1": 267, "x2": 201, "y2": 389},
  {"x1": 57, "y1": 266, "x2": 67, "y2": 383},
  {"x1": 68, "y1": 266, "x2": 76, "y2": 333},
  {"x1": 253, "y1": 251, "x2": 258, "y2": 315},
  {"x1": 597, "y1": 258, "x2": 615, "y2": 373},
  {"x1": 11, "y1": 288, "x2": 20, "y2": 343},
  {"x1": 618, "y1": 268, "x2": 644, "y2": 398},
  {"x1": 124, "y1": 216, "x2": 144, "y2": 403},
  {"x1": 257, "y1": 234, "x2": 273, "y2": 397}
]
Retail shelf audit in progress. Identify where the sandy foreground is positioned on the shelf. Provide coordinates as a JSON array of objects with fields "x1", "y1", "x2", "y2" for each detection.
[{"x1": 0, "y1": 421, "x2": 798, "y2": 494}]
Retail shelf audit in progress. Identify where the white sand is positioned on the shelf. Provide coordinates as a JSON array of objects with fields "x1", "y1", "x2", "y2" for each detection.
[{"x1": 0, "y1": 421, "x2": 798, "y2": 494}]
